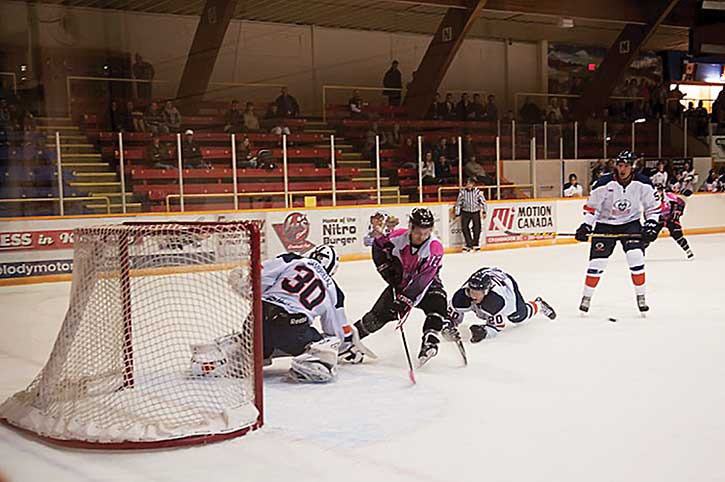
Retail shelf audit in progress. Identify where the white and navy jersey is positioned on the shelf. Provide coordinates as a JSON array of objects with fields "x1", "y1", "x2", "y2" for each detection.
[
  {"x1": 582, "y1": 173, "x2": 660, "y2": 226},
  {"x1": 448, "y1": 267, "x2": 525, "y2": 329},
  {"x1": 262, "y1": 253, "x2": 349, "y2": 340}
]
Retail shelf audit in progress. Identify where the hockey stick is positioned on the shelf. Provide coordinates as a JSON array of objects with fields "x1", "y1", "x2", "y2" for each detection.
[
  {"x1": 392, "y1": 288, "x2": 416, "y2": 385},
  {"x1": 503, "y1": 230, "x2": 641, "y2": 239}
]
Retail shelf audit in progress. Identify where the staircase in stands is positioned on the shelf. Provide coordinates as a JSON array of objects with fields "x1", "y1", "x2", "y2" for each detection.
[{"x1": 37, "y1": 117, "x2": 140, "y2": 214}]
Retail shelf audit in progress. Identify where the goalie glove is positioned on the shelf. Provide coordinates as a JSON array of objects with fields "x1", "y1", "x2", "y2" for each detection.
[{"x1": 338, "y1": 325, "x2": 377, "y2": 364}]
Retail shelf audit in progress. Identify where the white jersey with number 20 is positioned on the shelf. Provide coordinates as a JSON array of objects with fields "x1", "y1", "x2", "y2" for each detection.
[{"x1": 261, "y1": 253, "x2": 349, "y2": 340}]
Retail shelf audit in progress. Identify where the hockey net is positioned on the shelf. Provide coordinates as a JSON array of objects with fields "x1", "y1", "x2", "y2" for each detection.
[{"x1": 0, "y1": 222, "x2": 263, "y2": 449}]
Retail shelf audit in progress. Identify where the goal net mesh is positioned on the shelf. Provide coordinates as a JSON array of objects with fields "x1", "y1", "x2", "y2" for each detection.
[{"x1": 0, "y1": 222, "x2": 262, "y2": 448}]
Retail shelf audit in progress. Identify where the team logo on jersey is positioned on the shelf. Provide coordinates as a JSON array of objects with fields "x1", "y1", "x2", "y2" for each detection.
[
  {"x1": 273, "y1": 212, "x2": 314, "y2": 253},
  {"x1": 594, "y1": 241, "x2": 606, "y2": 252},
  {"x1": 614, "y1": 199, "x2": 632, "y2": 212}
]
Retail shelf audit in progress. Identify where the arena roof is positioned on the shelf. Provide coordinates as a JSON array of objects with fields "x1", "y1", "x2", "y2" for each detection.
[{"x1": 32, "y1": 0, "x2": 695, "y2": 50}]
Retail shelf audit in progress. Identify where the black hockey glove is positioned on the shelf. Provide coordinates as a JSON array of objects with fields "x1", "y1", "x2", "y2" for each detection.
[
  {"x1": 392, "y1": 293, "x2": 413, "y2": 317},
  {"x1": 377, "y1": 259, "x2": 403, "y2": 287},
  {"x1": 642, "y1": 219, "x2": 662, "y2": 243},
  {"x1": 575, "y1": 223, "x2": 592, "y2": 242}
]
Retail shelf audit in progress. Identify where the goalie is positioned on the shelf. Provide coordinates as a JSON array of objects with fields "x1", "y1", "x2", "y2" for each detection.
[
  {"x1": 194, "y1": 245, "x2": 370, "y2": 383},
  {"x1": 444, "y1": 267, "x2": 556, "y2": 343}
]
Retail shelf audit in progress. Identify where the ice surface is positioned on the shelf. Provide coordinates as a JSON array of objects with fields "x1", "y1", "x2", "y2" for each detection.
[{"x1": 2, "y1": 234, "x2": 725, "y2": 482}]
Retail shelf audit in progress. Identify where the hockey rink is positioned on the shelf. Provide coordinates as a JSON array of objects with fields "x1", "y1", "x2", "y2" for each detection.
[{"x1": 2, "y1": 233, "x2": 725, "y2": 482}]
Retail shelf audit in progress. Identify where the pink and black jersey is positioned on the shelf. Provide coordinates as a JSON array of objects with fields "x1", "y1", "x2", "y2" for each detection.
[
  {"x1": 372, "y1": 228, "x2": 444, "y2": 305},
  {"x1": 660, "y1": 191, "x2": 686, "y2": 223}
]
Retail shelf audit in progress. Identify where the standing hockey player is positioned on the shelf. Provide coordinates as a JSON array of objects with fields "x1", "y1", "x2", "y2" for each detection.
[
  {"x1": 344, "y1": 207, "x2": 447, "y2": 366},
  {"x1": 657, "y1": 186, "x2": 694, "y2": 259},
  {"x1": 444, "y1": 267, "x2": 556, "y2": 343},
  {"x1": 575, "y1": 150, "x2": 662, "y2": 313},
  {"x1": 218, "y1": 245, "x2": 368, "y2": 383}
]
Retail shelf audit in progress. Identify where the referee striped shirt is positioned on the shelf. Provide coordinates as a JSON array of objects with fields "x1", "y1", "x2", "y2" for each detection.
[{"x1": 455, "y1": 187, "x2": 487, "y2": 215}]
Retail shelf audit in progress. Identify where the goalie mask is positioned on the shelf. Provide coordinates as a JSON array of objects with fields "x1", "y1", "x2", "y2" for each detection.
[{"x1": 308, "y1": 244, "x2": 340, "y2": 276}]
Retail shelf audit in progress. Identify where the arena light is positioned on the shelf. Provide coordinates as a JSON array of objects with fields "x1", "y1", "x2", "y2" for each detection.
[{"x1": 634, "y1": 118, "x2": 646, "y2": 124}]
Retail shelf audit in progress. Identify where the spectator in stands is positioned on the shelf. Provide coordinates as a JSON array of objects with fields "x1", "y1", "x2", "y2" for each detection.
[
  {"x1": 224, "y1": 100, "x2": 244, "y2": 133},
  {"x1": 109, "y1": 100, "x2": 125, "y2": 132},
  {"x1": 650, "y1": 160, "x2": 669, "y2": 188},
  {"x1": 124, "y1": 101, "x2": 144, "y2": 132},
  {"x1": 349, "y1": 90, "x2": 365, "y2": 119},
  {"x1": 163, "y1": 100, "x2": 182, "y2": 133},
  {"x1": 694, "y1": 100, "x2": 708, "y2": 137},
  {"x1": 133, "y1": 53, "x2": 155, "y2": 100},
  {"x1": 236, "y1": 137, "x2": 258, "y2": 168},
  {"x1": 386, "y1": 123, "x2": 401, "y2": 147},
  {"x1": 462, "y1": 133, "x2": 477, "y2": 160},
  {"x1": 484, "y1": 94, "x2": 498, "y2": 121},
  {"x1": 563, "y1": 173, "x2": 583, "y2": 197},
  {"x1": 701, "y1": 169, "x2": 720, "y2": 192},
  {"x1": 680, "y1": 160, "x2": 698, "y2": 196},
  {"x1": 714, "y1": 90, "x2": 725, "y2": 133},
  {"x1": 502, "y1": 110, "x2": 514, "y2": 123},
  {"x1": 442, "y1": 93, "x2": 456, "y2": 120},
  {"x1": 147, "y1": 135, "x2": 173, "y2": 169},
  {"x1": 456, "y1": 93, "x2": 471, "y2": 121},
  {"x1": 667, "y1": 85, "x2": 685, "y2": 121},
  {"x1": 144, "y1": 101, "x2": 166, "y2": 135},
  {"x1": 447, "y1": 136, "x2": 459, "y2": 162},
  {"x1": 546, "y1": 98, "x2": 563, "y2": 123},
  {"x1": 436, "y1": 154, "x2": 454, "y2": 184},
  {"x1": 364, "y1": 122, "x2": 384, "y2": 166},
  {"x1": 591, "y1": 159, "x2": 608, "y2": 185},
  {"x1": 571, "y1": 77, "x2": 584, "y2": 95},
  {"x1": 0, "y1": 99, "x2": 9, "y2": 127},
  {"x1": 428, "y1": 93, "x2": 444, "y2": 120},
  {"x1": 181, "y1": 129, "x2": 208, "y2": 169},
  {"x1": 464, "y1": 155, "x2": 493, "y2": 185},
  {"x1": 243, "y1": 102, "x2": 260, "y2": 132},
  {"x1": 468, "y1": 94, "x2": 485, "y2": 120},
  {"x1": 651, "y1": 82, "x2": 666, "y2": 119},
  {"x1": 433, "y1": 137, "x2": 448, "y2": 162},
  {"x1": 398, "y1": 137, "x2": 416, "y2": 164},
  {"x1": 519, "y1": 96, "x2": 542, "y2": 123},
  {"x1": 422, "y1": 151, "x2": 437, "y2": 184},
  {"x1": 275, "y1": 87, "x2": 300, "y2": 118},
  {"x1": 383, "y1": 60, "x2": 403, "y2": 107}
]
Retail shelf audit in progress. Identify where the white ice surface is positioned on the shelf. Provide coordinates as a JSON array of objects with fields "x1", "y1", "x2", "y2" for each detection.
[{"x1": 2, "y1": 234, "x2": 725, "y2": 482}]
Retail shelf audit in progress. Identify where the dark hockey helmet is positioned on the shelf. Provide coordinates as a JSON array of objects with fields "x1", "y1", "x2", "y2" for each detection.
[
  {"x1": 409, "y1": 207, "x2": 435, "y2": 229},
  {"x1": 615, "y1": 150, "x2": 637, "y2": 165},
  {"x1": 467, "y1": 271, "x2": 495, "y2": 295}
]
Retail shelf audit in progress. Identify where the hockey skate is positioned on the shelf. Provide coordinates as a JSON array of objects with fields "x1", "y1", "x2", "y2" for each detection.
[
  {"x1": 637, "y1": 294, "x2": 649, "y2": 313},
  {"x1": 579, "y1": 295, "x2": 591, "y2": 313},
  {"x1": 535, "y1": 297, "x2": 557, "y2": 320},
  {"x1": 417, "y1": 330, "x2": 440, "y2": 367}
]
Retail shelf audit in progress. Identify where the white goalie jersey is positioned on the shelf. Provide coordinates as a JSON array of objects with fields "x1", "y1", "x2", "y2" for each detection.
[{"x1": 261, "y1": 253, "x2": 349, "y2": 340}]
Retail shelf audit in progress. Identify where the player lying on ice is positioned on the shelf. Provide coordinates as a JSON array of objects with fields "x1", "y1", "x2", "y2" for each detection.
[
  {"x1": 197, "y1": 244, "x2": 371, "y2": 383},
  {"x1": 575, "y1": 150, "x2": 662, "y2": 314},
  {"x1": 340, "y1": 207, "x2": 448, "y2": 367},
  {"x1": 442, "y1": 267, "x2": 556, "y2": 343}
]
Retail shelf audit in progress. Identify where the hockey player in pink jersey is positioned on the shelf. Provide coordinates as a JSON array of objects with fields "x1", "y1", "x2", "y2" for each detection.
[
  {"x1": 657, "y1": 186, "x2": 694, "y2": 259},
  {"x1": 341, "y1": 207, "x2": 448, "y2": 366}
]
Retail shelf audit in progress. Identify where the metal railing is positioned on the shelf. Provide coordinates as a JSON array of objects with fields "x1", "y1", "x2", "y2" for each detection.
[
  {"x1": 436, "y1": 184, "x2": 534, "y2": 202},
  {"x1": 288, "y1": 187, "x2": 401, "y2": 206},
  {"x1": 0, "y1": 196, "x2": 111, "y2": 215}
]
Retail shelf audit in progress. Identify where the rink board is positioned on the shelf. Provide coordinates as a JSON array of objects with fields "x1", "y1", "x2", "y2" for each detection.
[{"x1": 1, "y1": 194, "x2": 724, "y2": 284}]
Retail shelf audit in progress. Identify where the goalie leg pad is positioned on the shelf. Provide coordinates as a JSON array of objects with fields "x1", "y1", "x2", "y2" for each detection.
[
  {"x1": 289, "y1": 337, "x2": 341, "y2": 383},
  {"x1": 190, "y1": 332, "x2": 243, "y2": 377}
]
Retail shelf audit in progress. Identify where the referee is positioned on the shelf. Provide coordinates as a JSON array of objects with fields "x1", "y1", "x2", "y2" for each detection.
[{"x1": 455, "y1": 178, "x2": 487, "y2": 251}]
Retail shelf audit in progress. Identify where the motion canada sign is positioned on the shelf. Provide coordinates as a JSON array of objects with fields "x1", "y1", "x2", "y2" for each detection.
[{"x1": 485, "y1": 202, "x2": 557, "y2": 244}]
